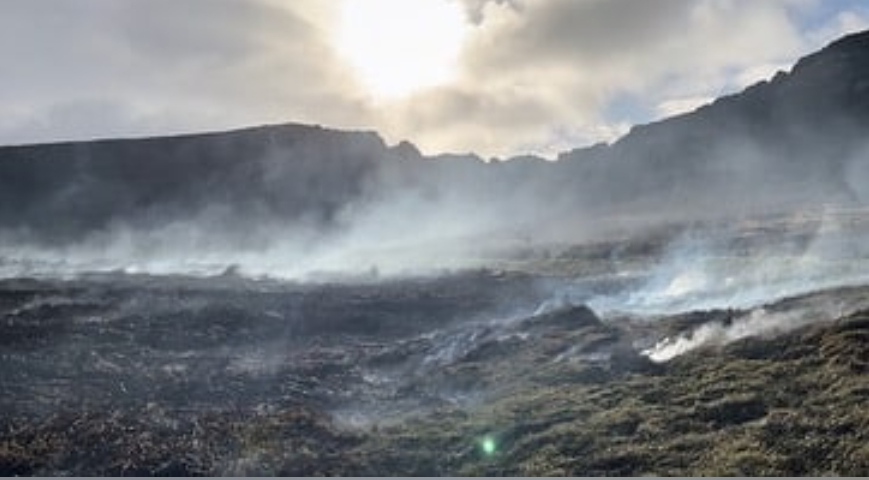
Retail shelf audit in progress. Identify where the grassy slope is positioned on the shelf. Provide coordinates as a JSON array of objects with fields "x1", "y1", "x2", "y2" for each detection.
[
  {"x1": 345, "y1": 310, "x2": 869, "y2": 476},
  {"x1": 2, "y1": 304, "x2": 867, "y2": 475}
]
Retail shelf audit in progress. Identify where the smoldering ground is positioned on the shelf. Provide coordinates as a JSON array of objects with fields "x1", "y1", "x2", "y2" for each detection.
[
  {"x1": 5, "y1": 31, "x2": 869, "y2": 475},
  {"x1": 5, "y1": 250, "x2": 869, "y2": 475}
]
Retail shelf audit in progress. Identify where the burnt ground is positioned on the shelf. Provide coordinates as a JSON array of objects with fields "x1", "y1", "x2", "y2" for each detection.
[{"x1": 1, "y1": 225, "x2": 869, "y2": 475}]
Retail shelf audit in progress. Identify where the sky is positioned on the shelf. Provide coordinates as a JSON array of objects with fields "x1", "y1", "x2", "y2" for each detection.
[{"x1": 1, "y1": 0, "x2": 868, "y2": 158}]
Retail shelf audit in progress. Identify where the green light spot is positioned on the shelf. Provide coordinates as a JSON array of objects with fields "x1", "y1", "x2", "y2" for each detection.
[{"x1": 480, "y1": 436, "x2": 497, "y2": 456}]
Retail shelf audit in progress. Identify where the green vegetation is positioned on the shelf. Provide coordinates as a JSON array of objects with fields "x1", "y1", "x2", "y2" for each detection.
[{"x1": 341, "y1": 309, "x2": 869, "y2": 476}]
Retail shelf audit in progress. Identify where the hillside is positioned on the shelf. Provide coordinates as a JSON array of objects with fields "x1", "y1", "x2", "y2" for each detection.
[
  {"x1": 2, "y1": 30, "x2": 869, "y2": 476},
  {"x1": 1, "y1": 31, "x2": 869, "y2": 254},
  {"x1": 564, "y1": 30, "x2": 869, "y2": 214}
]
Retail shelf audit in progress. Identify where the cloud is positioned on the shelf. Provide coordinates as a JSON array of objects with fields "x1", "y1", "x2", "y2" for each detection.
[
  {"x1": 0, "y1": 0, "x2": 372, "y2": 145},
  {"x1": 655, "y1": 96, "x2": 714, "y2": 118},
  {"x1": 410, "y1": 0, "x2": 810, "y2": 156},
  {"x1": 0, "y1": 0, "x2": 865, "y2": 156},
  {"x1": 806, "y1": 4, "x2": 869, "y2": 45}
]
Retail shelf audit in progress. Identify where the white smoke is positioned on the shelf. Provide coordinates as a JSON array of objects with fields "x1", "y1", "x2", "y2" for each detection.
[
  {"x1": 642, "y1": 286, "x2": 867, "y2": 362},
  {"x1": 0, "y1": 158, "x2": 548, "y2": 282},
  {"x1": 642, "y1": 308, "x2": 803, "y2": 362},
  {"x1": 0, "y1": 192, "x2": 508, "y2": 281},
  {"x1": 589, "y1": 208, "x2": 869, "y2": 316}
]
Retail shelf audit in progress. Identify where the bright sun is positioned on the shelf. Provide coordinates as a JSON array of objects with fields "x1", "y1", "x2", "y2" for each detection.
[{"x1": 335, "y1": 0, "x2": 468, "y2": 100}]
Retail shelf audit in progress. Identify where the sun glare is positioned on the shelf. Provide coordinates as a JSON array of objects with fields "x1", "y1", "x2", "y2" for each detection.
[{"x1": 335, "y1": 0, "x2": 468, "y2": 100}]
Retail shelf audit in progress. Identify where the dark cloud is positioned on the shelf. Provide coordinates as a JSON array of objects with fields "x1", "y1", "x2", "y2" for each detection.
[
  {"x1": 465, "y1": 0, "x2": 690, "y2": 71},
  {"x1": 459, "y1": 0, "x2": 519, "y2": 24}
]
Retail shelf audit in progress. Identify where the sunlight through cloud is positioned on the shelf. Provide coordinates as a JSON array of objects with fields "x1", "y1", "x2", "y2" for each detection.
[{"x1": 335, "y1": 0, "x2": 468, "y2": 100}]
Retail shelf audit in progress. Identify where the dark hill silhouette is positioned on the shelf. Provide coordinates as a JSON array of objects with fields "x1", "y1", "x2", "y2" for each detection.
[
  {"x1": 0, "y1": 124, "x2": 418, "y2": 244},
  {"x1": 2, "y1": 31, "x2": 869, "y2": 246},
  {"x1": 555, "y1": 30, "x2": 869, "y2": 216}
]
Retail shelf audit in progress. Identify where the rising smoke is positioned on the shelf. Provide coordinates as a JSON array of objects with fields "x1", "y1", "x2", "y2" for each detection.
[
  {"x1": 588, "y1": 208, "x2": 869, "y2": 317},
  {"x1": 3, "y1": 33, "x2": 869, "y2": 332}
]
